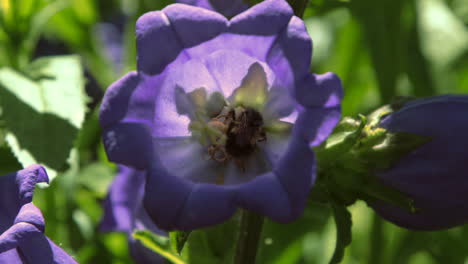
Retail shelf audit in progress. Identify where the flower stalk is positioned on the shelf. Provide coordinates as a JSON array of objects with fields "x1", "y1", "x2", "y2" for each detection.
[{"x1": 234, "y1": 210, "x2": 264, "y2": 264}]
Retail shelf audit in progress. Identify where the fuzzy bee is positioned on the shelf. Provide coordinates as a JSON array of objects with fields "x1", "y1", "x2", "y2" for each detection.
[
  {"x1": 207, "y1": 106, "x2": 266, "y2": 170},
  {"x1": 225, "y1": 107, "x2": 266, "y2": 157}
]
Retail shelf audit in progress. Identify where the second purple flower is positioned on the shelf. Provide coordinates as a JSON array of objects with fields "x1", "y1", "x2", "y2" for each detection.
[{"x1": 100, "y1": 0, "x2": 343, "y2": 230}]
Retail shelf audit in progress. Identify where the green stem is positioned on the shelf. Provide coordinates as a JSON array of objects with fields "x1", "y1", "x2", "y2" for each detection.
[
  {"x1": 234, "y1": 210, "x2": 264, "y2": 264},
  {"x1": 368, "y1": 213, "x2": 384, "y2": 264}
]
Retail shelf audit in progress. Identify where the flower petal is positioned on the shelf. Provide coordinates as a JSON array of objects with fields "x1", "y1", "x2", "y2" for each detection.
[
  {"x1": 230, "y1": 0, "x2": 293, "y2": 36},
  {"x1": 175, "y1": 184, "x2": 236, "y2": 230},
  {"x1": 294, "y1": 106, "x2": 341, "y2": 147},
  {"x1": 370, "y1": 200, "x2": 468, "y2": 231},
  {"x1": 177, "y1": 0, "x2": 248, "y2": 17},
  {"x1": 136, "y1": 11, "x2": 188, "y2": 75},
  {"x1": 0, "y1": 165, "x2": 48, "y2": 229},
  {"x1": 295, "y1": 73, "x2": 344, "y2": 108},
  {"x1": 100, "y1": 72, "x2": 138, "y2": 128},
  {"x1": 235, "y1": 172, "x2": 291, "y2": 221},
  {"x1": 203, "y1": 49, "x2": 275, "y2": 98},
  {"x1": 144, "y1": 160, "x2": 193, "y2": 230},
  {"x1": 102, "y1": 122, "x2": 154, "y2": 169},
  {"x1": 267, "y1": 16, "x2": 312, "y2": 88},
  {"x1": 274, "y1": 136, "x2": 316, "y2": 219},
  {"x1": 101, "y1": 166, "x2": 146, "y2": 233},
  {"x1": 163, "y1": 4, "x2": 228, "y2": 49},
  {"x1": 19, "y1": 236, "x2": 78, "y2": 264},
  {"x1": 378, "y1": 99, "x2": 468, "y2": 205},
  {"x1": 14, "y1": 203, "x2": 45, "y2": 233},
  {"x1": 153, "y1": 58, "x2": 219, "y2": 138},
  {"x1": 153, "y1": 138, "x2": 221, "y2": 183},
  {"x1": 0, "y1": 222, "x2": 43, "y2": 253}
]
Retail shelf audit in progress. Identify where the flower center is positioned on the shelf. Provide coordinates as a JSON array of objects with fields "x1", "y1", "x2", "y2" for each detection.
[{"x1": 207, "y1": 106, "x2": 266, "y2": 170}]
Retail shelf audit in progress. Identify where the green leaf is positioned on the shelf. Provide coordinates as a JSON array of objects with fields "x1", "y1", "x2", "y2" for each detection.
[
  {"x1": 0, "y1": 146, "x2": 22, "y2": 175},
  {"x1": 0, "y1": 55, "x2": 87, "y2": 181},
  {"x1": 329, "y1": 203, "x2": 352, "y2": 264},
  {"x1": 77, "y1": 163, "x2": 115, "y2": 198},
  {"x1": 256, "y1": 202, "x2": 331, "y2": 264},
  {"x1": 133, "y1": 230, "x2": 186, "y2": 264},
  {"x1": 184, "y1": 215, "x2": 240, "y2": 264},
  {"x1": 170, "y1": 231, "x2": 191, "y2": 255}
]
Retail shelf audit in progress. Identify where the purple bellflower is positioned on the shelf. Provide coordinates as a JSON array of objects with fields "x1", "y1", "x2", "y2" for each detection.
[
  {"x1": 101, "y1": 166, "x2": 164, "y2": 264},
  {"x1": 370, "y1": 95, "x2": 468, "y2": 230},
  {"x1": 100, "y1": 0, "x2": 343, "y2": 230},
  {"x1": 0, "y1": 165, "x2": 77, "y2": 263},
  {"x1": 176, "y1": 0, "x2": 248, "y2": 17}
]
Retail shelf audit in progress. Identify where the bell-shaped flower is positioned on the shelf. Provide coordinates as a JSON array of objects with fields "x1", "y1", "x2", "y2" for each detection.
[
  {"x1": 0, "y1": 165, "x2": 77, "y2": 263},
  {"x1": 101, "y1": 166, "x2": 165, "y2": 263},
  {"x1": 100, "y1": 0, "x2": 343, "y2": 230},
  {"x1": 370, "y1": 95, "x2": 468, "y2": 230}
]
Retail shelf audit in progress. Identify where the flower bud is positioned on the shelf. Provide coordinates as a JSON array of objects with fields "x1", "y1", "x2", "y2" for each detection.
[{"x1": 369, "y1": 95, "x2": 468, "y2": 230}]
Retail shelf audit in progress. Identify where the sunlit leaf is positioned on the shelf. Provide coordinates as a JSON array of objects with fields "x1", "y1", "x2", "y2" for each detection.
[{"x1": 0, "y1": 55, "x2": 87, "y2": 181}]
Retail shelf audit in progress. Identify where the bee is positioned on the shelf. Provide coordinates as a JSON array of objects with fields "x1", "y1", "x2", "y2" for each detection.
[
  {"x1": 225, "y1": 107, "x2": 266, "y2": 158},
  {"x1": 206, "y1": 107, "x2": 266, "y2": 171}
]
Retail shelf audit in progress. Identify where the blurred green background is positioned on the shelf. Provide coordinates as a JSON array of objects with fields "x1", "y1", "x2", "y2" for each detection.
[{"x1": 0, "y1": 0, "x2": 467, "y2": 263}]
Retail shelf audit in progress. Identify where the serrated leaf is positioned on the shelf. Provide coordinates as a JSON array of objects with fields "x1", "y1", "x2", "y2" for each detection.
[
  {"x1": 170, "y1": 231, "x2": 191, "y2": 255},
  {"x1": 133, "y1": 230, "x2": 186, "y2": 264},
  {"x1": 329, "y1": 203, "x2": 352, "y2": 264},
  {"x1": 0, "y1": 55, "x2": 87, "y2": 181}
]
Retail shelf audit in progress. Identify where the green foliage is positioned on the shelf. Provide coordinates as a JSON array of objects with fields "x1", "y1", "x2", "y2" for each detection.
[
  {"x1": 183, "y1": 215, "x2": 239, "y2": 264},
  {"x1": 0, "y1": 55, "x2": 87, "y2": 181},
  {"x1": 170, "y1": 231, "x2": 191, "y2": 254},
  {"x1": 134, "y1": 230, "x2": 186, "y2": 264},
  {"x1": 329, "y1": 203, "x2": 352, "y2": 264}
]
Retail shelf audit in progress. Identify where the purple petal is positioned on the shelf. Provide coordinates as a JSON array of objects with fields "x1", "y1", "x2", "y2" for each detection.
[
  {"x1": 153, "y1": 59, "x2": 218, "y2": 138},
  {"x1": 177, "y1": 0, "x2": 248, "y2": 17},
  {"x1": 175, "y1": 184, "x2": 236, "y2": 230},
  {"x1": 100, "y1": 72, "x2": 139, "y2": 128},
  {"x1": 378, "y1": 99, "x2": 468, "y2": 206},
  {"x1": 101, "y1": 166, "x2": 146, "y2": 233},
  {"x1": 100, "y1": 72, "x2": 162, "y2": 130},
  {"x1": 274, "y1": 136, "x2": 316, "y2": 219},
  {"x1": 14, "y1": 203, "x2": 45, "y2": 233},
  {"x1": 293, "y1": 105, "x2": 342, "y2": 147},
  {"x1": 0, "y1": 165, "x2": 48, "y2": 229},
  {"x1": 235, "y1": 172, "x2": 291, "y2": 221},
  {"x1": 229, "y1": 0, "x2": 293, "y2": 36},
  {"x1": 267, "y1": 16, "x2": 312, "y2": 88},
  {"x1": 295, "y1": 73, "x2": 344, "y2": 108},
  {"x1": 102, "y1": 122, "x2": 154, "y2": 169},
  {"x1": 0, "y1": 249, "x2": 22, "y2": 263},
  {"x1": 136, "y1": 11, "x2": 188, "y2": 75},
  {"x1": 203, "y1": 50, "x2": 274, "y2": 98},
  {"x1": 163, "y1": 4, "x2": 228, "y2": 49},
  {"x1": 19, "y1": 236, "x2": 78, "y2": 264},
  {"x1": 15, "y1": 165, "x2": 49, "y2": 205},
  {"x1": 371, "y1": 200, "x2": 468, "y2": 231},
  {"x1": 144, "y1": 160, "x2": 194, "y2": 230},
  {"x1": 0, "y1": 222, "x2": 42, "y2": 253}
]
